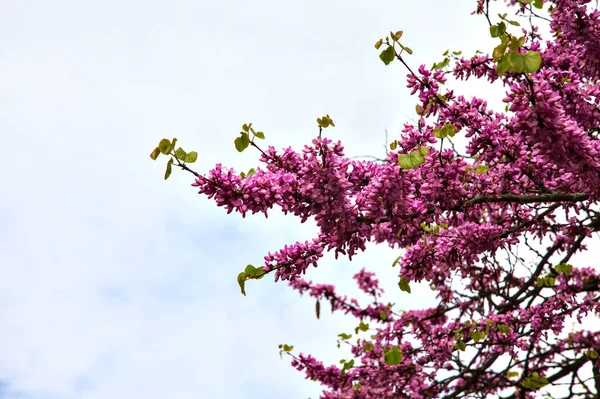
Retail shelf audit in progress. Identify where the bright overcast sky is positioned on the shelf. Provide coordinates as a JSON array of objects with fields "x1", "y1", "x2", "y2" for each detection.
[{"x1": 0, "y1": 1, "x2": 512, "y2": 398}]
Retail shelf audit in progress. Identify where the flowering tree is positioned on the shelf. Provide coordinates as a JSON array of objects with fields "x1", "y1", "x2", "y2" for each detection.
[{"x1": 150, "y1": 0, "x2": 600, "y2": 397}]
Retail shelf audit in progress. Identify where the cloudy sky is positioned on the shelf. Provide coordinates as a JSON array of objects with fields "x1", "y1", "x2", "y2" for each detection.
[{"x1": 0, "y1": 1, "x2": 515, "y2": 398}]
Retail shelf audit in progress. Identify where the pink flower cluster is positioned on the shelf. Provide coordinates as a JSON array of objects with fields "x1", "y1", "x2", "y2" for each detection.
[{"x1": 189, "y1": 0, "x2": 600, "y2": 397}]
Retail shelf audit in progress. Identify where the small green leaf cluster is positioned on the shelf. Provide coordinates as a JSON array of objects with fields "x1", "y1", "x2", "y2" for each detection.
[
  {"x1": 240, "y1": 168, "x2": 256, "y2": 180},
  {"x1": 519, "y1": 0, "x2": 543, "y2": 8},
  {"x1": 433, "y1": 123, "x2": 456, "y2": 139},
  {"x1": 339, "y1": 358, "x2": 355, "y2": 376},
  {"x1": 586, "y1": 349, "x2": 599, "y2": 359},
  {"x1": 554, "y1": 263, "x2": 573, "y2": 275},
  {"x1": 278, "y1": 343, "x2": 294, "y2": 359},
  {"x1": 536, "y1": 274, "x2": 556, "y2": 288},
  {"x1": 375, "y1": 30, "x2": 413, "y2": 66},
  {"x1": 507, "y1": 370, "x2": 520, "y2": 379},
  {"x1": 521, "y1": 372, "x2": 548, "y2": 391},
  {"x1": 398, "y1": 277, "x2": 411, "y2": 294},
  {"x1": 235, "y1": 123, "x2": 265, "y2": 153},
  {"x1": 432, "y1": 49, "x2": 462, "y2": 71},
  {"x1": 398, "y1": 146, "x2": 429, "y2": 170},
  {"x1": 355, "y1": 322, "x2": 369, "y2": 334},
  {"x1": 420, "y1": 221, "x2": 448, "y2": 246},
  {"x1": 236, "y1": 264, "x2": 266, "y2": 296},
  {"x1": 317, "y1": 114, "x2": 335, "y2": 129},
  {"x1": 489, "y1": 17, "x2": 541, "y2": 75},
  {"x1": 149, "y1": 138, "x2": 198, "y2": 180},
  {"x1": 466, "y1": 164, "x2": 489, "y2": 175},
  {"x1": 383, "y1": 346, "x2": 403, "y2": 365}
]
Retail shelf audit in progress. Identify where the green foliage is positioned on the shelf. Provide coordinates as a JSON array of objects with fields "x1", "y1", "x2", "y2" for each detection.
[
  {"x1": 317, "y1": 114, "x2": 335, "y2": 128},
  {"x1": 398, "y1": 277, "x2": 411, "y2": 294},
  {"x1": 398, "y1": 146, "x2": 429, "y2": 170},
  {"x1": 355, "y1": 322, "x2": 369, "y2": 334},
  {"x1": 554, "y1": 263, "x2": 573, "y2": 276},
  {"x1": 235, "y1": 265, "x2": 266, "y2": 297},
  {"x1": 237, "y1": 272, "x2": 247, "y2": 296},
  {"x1": 497, "y1": 324, "x2": 510, "y2": 334},
  {"x1": 433, "y1": 123, "x2": 456, "y2": 139},
  {"x1": 164, "y1": 158, "x2": 173, "y2": 180},
  {"x1": 466, "y1": 164, "x2": 489, "y2": 174},
  {"x1": 586, "y1": 349, "x2": 599, "y2": 359},
  {"x1": 278, "y1": 343, "x2": 294, "y2": 359},
  {"x1": 234, "y1": 133, "x2": 250, "y2": 152},
  {"x1": 519, "y1": 0, "x2": 543, "y2": 8},
  {"x1": 536, "y1": 274, "x2": 556, "y2": 288},
  {"x1": 340, "y1": 358, "x2": 355, "y2": 376},
  {"x1": 379, "y1": 46, "x2": 395, "y2": 65},
  {"x1": 521, "y1": 372, "x2": 548, "y2": 391},
  {"x1": 383, "y1": 346, "x2": 402, "y2": 365},
  {"x1": 470, "y1": 328, "x2": 486, "y2": 343},
  {"x1": 150, "y1": 147, "x2": 160, "y2": 160},
  {"x1": 507, "y1": 50, "x2": 542, "y2": 73},
  {"x1": 240, "y1": 168, "x2": 257, "y2": 180},
  {"x1": 379, "y1": 310, "x2": 387, "y2": 320}
]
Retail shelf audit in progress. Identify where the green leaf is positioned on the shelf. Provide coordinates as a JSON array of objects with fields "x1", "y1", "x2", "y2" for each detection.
[
  {"x1": 242, "y1": 123, "x2": 251, "y2": 132},
  {"x1": 455, "y1": 341, "x2": 466, "y2": 351},
  {"x1": 399, "y1": 44, "x2": 413, "y2": 54},
  {"x1": 497, "y1": 324, "x2": 510, "y2": 334},
  {"x1": 533, "y1": 0, "x2": 543, "y2": 8},
  {"x1": 433, "y1": 123, "x2": 456, "y2": 139},
  {"x1": 586, "y1": 349, "x2": 599, "y2": 359},
  {"x1": 175, "y1": 147, "x2": 187, "y2": 160},
  {"x1": 316, "y1": 300, "x2": 321, "y2": 319},
  {"x1": 392, "y1": 255, "x2": 401, "y2": 267},
  {"x1": 384, "y1": 347, "x2": 402, "y2": 365},
  {"x1": 363, "y1": 342, "x2": 374, "y2": 351},
  {"x1": 470, "y1": 330, "x2": 486, "y2": 343},
  {"x1": 244, "y1": 264, "x2": 257, "y2": 275},
  {"x1": 398, "y1": 277, "x2": 411, "y2": 293},
  {"x1": 507, "y1": 50, "x2": 542, "y2": 73},
  {"x1": 164, "y1": 158, "x2": 173, "y2": 180},
  {"x1": 374, "y1": 39, "x2": 383, "y2": 49},
  {"x1": 490, "y1": 22, "x2": 506, "y2": 38},
  {"x1": 254, "y1": 131, "x2": 265, "y2": 139},
  {"x1": 379, "y1": 310, "x2": 387, "y2": 320},
  {"x1": 389, "y1": 141, "x2": 398, "y2": 151},
  {"x1": 474, "y1": 164, "x2": 489, "y2": 174},
  {"x1": 355, "y1": 322, "x2": 369, "y2": 334},
  {"x1": 150, "y1": 147, "x2": 160, "y2": 160},
  {"x1": 522, "y1": 373, "x2": 548, "y2": 391},
  {"x1": 555, "y1": 263, "x2": 573, "y2": 276},
  {"x1": 338, "y1": 333, "x2": 352, "y2": 340},
  {"x1": 234, "y1": 133, "x2": 250, "y2": 152},
  {"x1": 398, "y1": 149, "x2": 426, "y2": 170},
  {"x1": 159, "y1": 139, "x2": 172, "y2": 155},
  {"x1": 379, "y1": 46, "x2": 396, "y2": 65},
  {"x1": 317, "y1": 114, "x2": 335, "y2": 128},
  {"x1": 184, "y1": 151, "x2": 198, "y2": 163},
  {"x1": 432, "y1": 58, "x2": 450, "y2": 70},
  {"x1": 496, "y1": 54, "x2": 511, "y2": 75},
  {"x1": 390, "y1": 30, "x2": 403, "y2": 41},
  {"x1": 237, "y1": 272, "x2": 247, "y2": 296},
  {"x1": 507, "y1": 370, "x2": 519, "y2": 378}
]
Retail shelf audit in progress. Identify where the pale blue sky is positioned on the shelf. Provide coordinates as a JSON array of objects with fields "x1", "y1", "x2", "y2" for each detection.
[{"x1": 0, "y1": 1, "x2": 507, "y2": 398}]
